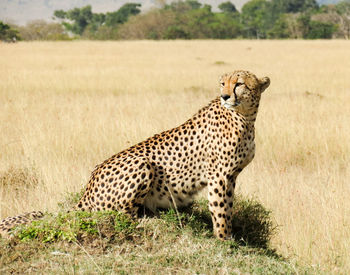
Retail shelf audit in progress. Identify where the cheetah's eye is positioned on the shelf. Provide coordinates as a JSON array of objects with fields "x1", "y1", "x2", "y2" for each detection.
[
  {"x1": 236, "y1": 82, "x2": 244, "y2": 87},
  {"x1": 220, "y1": 82, "x2": 225, "y2": 87}
]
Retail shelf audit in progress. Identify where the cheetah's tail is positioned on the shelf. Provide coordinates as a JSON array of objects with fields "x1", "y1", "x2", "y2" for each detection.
[{"x1": 0, "y1": 210, "x2": 44, "y2": 238}]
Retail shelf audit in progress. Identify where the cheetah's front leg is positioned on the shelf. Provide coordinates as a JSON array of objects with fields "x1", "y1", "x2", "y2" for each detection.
[{"x1": 208, "y1": 175, "x2": 235, "y2": 240}]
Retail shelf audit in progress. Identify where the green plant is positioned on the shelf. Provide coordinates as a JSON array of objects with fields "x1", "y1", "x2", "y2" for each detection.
[
  {"x1": 57, "y1": 190, "x2": 85, "y2": 211},
  {"x1": 231, "y1": 196, "x2": 276, "y2": 248},
  {"x1": 17, "y1": 211, "x2": 138, "y2": 243}
]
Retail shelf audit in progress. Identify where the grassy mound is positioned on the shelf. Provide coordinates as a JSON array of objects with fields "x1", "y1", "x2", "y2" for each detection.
[
  {"x1": 0, "y1": 196, "x2": 318, "y2": 274},
  {"x1": 11, "y1": 195, "x2": 274, "y2": 247}
]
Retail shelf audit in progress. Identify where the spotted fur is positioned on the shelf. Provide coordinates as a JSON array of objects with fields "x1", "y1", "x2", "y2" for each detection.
[
  {"x1": 0, "y1": 70, "x2": 270, "y2": 240},
  {"x1": 0, "y1": 211, "x2": 44, "y2": 237}
]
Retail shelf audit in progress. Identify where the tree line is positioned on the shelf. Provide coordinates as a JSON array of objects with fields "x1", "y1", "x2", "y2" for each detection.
[{"x1": 1, "y1": 0, "x2": 350, "y2": 41}]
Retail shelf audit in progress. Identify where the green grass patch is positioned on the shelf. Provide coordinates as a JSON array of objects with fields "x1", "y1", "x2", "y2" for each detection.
[
  {"x1": 213, "y1": 60, "x2": 227, "y2": 65},
  {"x1": 16, "y1": 211, "x2": 137, "y2": 244}
]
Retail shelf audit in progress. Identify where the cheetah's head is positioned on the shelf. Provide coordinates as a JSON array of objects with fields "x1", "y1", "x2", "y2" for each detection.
[{"x1": 219, "y1": 70, "x2": 270, "y2": 113}]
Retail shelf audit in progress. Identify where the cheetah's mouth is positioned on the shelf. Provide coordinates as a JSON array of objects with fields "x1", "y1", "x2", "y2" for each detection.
[{"x1": 221, "y1": 99, "x2": 240, "y2": 110}]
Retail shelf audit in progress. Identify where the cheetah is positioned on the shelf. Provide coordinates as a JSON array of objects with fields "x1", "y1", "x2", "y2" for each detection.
[{"x1": 0, "y1": 70, "x2": 270, "y2": 240}]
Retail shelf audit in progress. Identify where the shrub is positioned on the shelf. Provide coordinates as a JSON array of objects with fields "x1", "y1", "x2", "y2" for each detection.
[
  {"x1": 160, "y1": 195, "x2": 276, "y2": 248},
  {"x1": 18, "y1": 20, "x2": 70, "y2": 40},
  {"x1": 307, "y1": 20, "x2": 337, "y2": 39}
]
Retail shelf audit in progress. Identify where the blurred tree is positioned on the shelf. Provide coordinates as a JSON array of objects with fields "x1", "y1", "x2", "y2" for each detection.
[
  {"x1": 303, "y1": 0, "x2": 319, "y2": 11},
  {"x1": 292, "y1": 13, "x2": 337, "y2": 38},
  {"x1": 183, "y1": 4, "x2": 216, "y2": 38},
  {"x1": 218, "y1": 2, "x2": 238, "y2": 13},
  {"x1": 271, "y1": 0, "x2": 318, "y2": 13},
  {"x1": 0, "y1": 21, "x2": 20, "y2": 41},
  {"x1": 297, "y1": 13, "x2": 311, "y2": 37},
  {"x1": 166, "y1": 0, "x2": 201, "y2": 12},
  {"x1": 241, "y1": 0, "x2": 272, "y2": 38},
  {"x1": 185, "y1": 0, "x2": 202, "y2": 10},
  {"x1": 307, "y1": 20, "x2": 336, "y2": 38},
  {"x1": 164, "y1": 25, "x2": 190, "y2": 39},
  {"x1": 105, "y1": 3, "x2": 141, "y2": 26},
  {"x1": 54, "y1": 5, "x2": 94, "y2": 35},
  {"x1": 0, "y1": 21, "x2": 10, "y2": 37},
  {"x1": 280, "y1": 14, "x2": 301, "y2": 38},
  {"x1": 209, "y1": 13, "x2": 241, "y2": 38},
  {"x1": 54, "y1": 4, "x2": 141, "y2": 38},
  {"x1": 268, "y1": 14, "x2": 291, "y2": 38},
  {"x1": 49, "y1": 0, "x2": 342, "y2": 40},
  {"x1": 335, "y1": 0, "x2": 350, "y2": 38}
]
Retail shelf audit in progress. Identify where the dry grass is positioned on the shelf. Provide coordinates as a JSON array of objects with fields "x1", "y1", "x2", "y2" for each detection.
[{"x1": 0, "y1": 40, "x2": 349, "y2": 273}]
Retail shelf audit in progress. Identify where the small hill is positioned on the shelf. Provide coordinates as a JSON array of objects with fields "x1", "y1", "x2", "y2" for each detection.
[{"x1": 0, "y1": 195, "x2": 320, "y2": 274}]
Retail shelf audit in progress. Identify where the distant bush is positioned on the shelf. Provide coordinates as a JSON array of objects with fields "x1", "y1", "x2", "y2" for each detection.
[
  {"x1": 117, "y1": 9, "x2": 178, "y2": 39},
  {"x1": 307, "y1": 20, "x2": 337, "y2": 38},
  {"x1": 18, "y1": 20, "x2": 70, "y2": 41}
]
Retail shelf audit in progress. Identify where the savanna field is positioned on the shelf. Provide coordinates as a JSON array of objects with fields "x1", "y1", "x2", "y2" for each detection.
[{"x1": 0, "y1": 40, "x2": 349, "y2": 274}]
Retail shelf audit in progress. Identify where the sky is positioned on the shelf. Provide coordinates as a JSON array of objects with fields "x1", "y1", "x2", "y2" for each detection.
[{"x1": 0, "y1": 0, "x2": 340, "y2": 26}]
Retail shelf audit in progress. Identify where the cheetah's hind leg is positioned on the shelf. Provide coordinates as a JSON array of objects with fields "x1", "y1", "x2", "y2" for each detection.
[
  {"x1": 116, "y1": 159, "x2": 155, "y2": 217},
  {"x1": 74, "y1": 157, "x2": 155, "y2": 218}
]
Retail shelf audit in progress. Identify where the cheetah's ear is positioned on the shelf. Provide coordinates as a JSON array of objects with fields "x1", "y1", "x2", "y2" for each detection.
[{"x1": 259, "y1": 77, "x2": 270, "y2": 93}]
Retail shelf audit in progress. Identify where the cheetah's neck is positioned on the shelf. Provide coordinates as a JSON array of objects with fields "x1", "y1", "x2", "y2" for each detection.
[{"x1": 234, "y1": 103, "x2": 260, "y2": 126}]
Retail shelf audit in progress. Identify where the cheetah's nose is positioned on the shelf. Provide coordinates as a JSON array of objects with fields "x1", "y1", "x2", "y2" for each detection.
[{"x1": 221, "y1": 94, "x2": 230, "y2": 101}]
